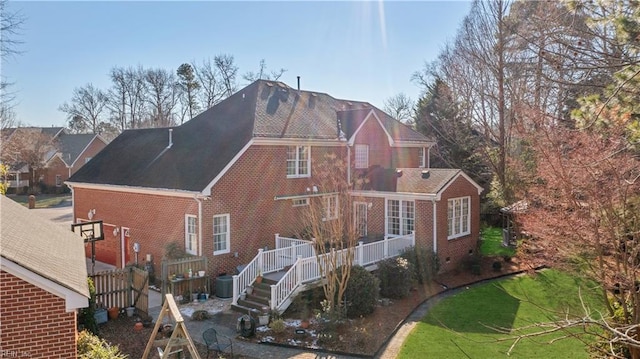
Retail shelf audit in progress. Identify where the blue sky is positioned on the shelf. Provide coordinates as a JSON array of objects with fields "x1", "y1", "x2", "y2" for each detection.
[{"x1": 3, "y1": 1, "x2": 471, "y2": 128}]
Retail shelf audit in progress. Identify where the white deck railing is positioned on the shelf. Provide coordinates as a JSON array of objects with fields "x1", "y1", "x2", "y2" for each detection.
[{"x1": 234, "y1": 232, "x2": 415, "y2": 312}]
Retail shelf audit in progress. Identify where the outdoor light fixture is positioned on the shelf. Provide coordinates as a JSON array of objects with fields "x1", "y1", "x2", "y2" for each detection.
[
  {"x1": 113, "y1": 227, "x2": 120, "y2": 237},
  {"x1": 312, "y1": 186, "x2": 318, "y2": 193},
  {"x1": 88, "y1": 209, "x2": 96, "y2": 220}
]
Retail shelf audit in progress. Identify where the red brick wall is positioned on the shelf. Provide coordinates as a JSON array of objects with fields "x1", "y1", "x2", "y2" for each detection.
[
  {"x1": 360, "y1": 175, "x2": 479, "y2": 273},
  {"x1": 72, "y1": 144, "x2": 345, "y2": 278},
  {"x1": 42, "y1": 156, "x2": 68, "y2": 192},
  {"x1": 391, "y1": 147, "x2": 422, "y2": 168},
  {"x1": 352, "y1": 117, "x2": 391, "y2": 168},
  {"x1": 435, "y1": 175, "x2": 481, "y2": 272},
  {"x1": 0, "y1": 270, "x2": 78, "y2": 358},
  {"x1": 203, "y1": 145, "x2": 345, "y2": 276},
  {"x1": 73, "y1": 188, "x2": 197, "y2": 268}
]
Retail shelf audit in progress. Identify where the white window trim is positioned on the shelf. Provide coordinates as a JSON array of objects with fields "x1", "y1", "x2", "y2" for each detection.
[
  {"x1": 185, "y1": 215, "x2": 197, "y2": 255},
  {"x1": 323, "y1": 195, "x2": 338, "y2": 221},
  {"x1": 286, "y1": 145, "x2": 311, "y2": 178},
  {"x1": 354, "y1": 144, "x2": 369, "y2": 169},
  {"x1": 385, "y1": 198, "x2": 415, "y2": 237},
  {"x1": 447, "y1": 196, "x2": 471, "y2": 240},
  {"x1": 292, "y1": 198, "x2": 309, "y2": 207},
  {"x1": 419, "y1": 148, "x2": 426, "y2": 168},
  {"x1": 213, "y1": 214, "x2": 231, "y2": 255}
]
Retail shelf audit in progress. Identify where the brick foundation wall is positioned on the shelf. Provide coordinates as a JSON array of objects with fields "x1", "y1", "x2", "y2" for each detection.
[{"x1": 0, "y1": 270, "x2": 78, "y2": 358}]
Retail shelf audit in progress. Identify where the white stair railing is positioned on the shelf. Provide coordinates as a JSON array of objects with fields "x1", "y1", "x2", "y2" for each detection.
[{"x1": 236, "y1": 232, "x2": 415, "y2": 311}]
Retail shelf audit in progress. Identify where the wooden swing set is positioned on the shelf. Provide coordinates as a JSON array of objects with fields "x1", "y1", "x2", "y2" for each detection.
[{"x1": 141, "y1": 294, "x2": 202, "y2": 359}]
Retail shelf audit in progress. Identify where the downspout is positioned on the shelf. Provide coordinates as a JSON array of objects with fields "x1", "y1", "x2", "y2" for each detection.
[
  {"x1": 194, "y1": 195, "x2": 205, "y2": 256},
  {"x1": 432, "y1": 199, "x2": 437, "y2": 253},
  {"x1": 347, "y1": 144, "x2": 351, "y2": 184}
]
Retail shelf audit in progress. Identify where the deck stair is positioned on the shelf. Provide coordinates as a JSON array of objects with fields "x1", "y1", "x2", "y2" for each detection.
[
  {"x1": 231, "y1": 278, "x2": 277, "y2": 315},
  {"x1": 231, "y1": 233, "x2": 415, "y2": 315}
]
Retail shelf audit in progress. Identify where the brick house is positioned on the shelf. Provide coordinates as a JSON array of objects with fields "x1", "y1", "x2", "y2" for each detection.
[
  {"x1": 0, "y1": 196, "x2": 89, "y2": 358},
  {"x1": 0, "y1": 127, "x2": 107, "y2": 193},
  {"x1": 67, "y1": 80, "x2": 482, "y2": 278},
  {"x1": 42, "y1": 132, "x2": 108, "y2": 192}
]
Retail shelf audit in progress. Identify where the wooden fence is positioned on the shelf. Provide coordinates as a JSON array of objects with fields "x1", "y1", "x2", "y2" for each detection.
[
  {"x1": 160, "y1": 256, "x2": 208, "y2": 304},
  {"x1": 90, "y1": 266, "x2": 149, "y2": 315}
]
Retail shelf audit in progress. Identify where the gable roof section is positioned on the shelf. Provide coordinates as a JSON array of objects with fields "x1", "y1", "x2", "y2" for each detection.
[
  {"x1": 47, "y1": 133, "x2": 105, "y2": 166},
  {"x1": 69, "y1": 80, "x2": 432, "y2": 192},
  {"x1": 0, "y1": 196, "x2": 89, "y2": 298},
  {"x1": 396, "y1": 168, "x2": 483, "y2": 198},
  {"x1": 69, "y1": 82, "x2": 259, "y2": 191},
  {"x1": 339, "y1": 108, "x2": 432, "y2": 146}
]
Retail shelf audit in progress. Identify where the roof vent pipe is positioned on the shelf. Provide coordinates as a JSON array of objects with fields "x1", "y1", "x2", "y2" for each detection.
[
  {"x1": 168, "y1": 129, "x2": 173, "y2": 148},
  {"x1": 297, "y1": 76, "x2": 300, "y2": 91}
]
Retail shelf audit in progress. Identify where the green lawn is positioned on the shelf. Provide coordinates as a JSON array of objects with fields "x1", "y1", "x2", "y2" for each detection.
[
  {"x1": 399, "y1": 270, "x2": 602, "y2": 358},
  {"x1": 8, "y1": 194, "x2": 71, "y2": 208},
  {"x1": 480, "y1": 226, "x2": 516, "y2": 257}
]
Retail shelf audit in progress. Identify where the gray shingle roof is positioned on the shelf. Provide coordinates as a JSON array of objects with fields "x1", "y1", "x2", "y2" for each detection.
[
  {"x1": 69, "y1": 80, "x2": 432, "y2": 191},
  {"x1": 54, "y1": 133, "x2": 104, "y2": 166},
  {"x1": 0, "y1": 196, "x2": 89, "y2": 297},
  {"x1": 396, "y1": 168, "x2": 462, "y2": 194}
]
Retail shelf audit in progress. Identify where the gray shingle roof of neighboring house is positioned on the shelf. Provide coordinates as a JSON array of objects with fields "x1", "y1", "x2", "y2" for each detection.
[
  {"x1": 0, "y1": 196, "x2": 89, "y2": 297},
  {"x1": 68, "y1": 80, "x2": 433, "y2": 192},
  {"x1": 48, "y1": 133, "x2": 105, "y2": 166}
]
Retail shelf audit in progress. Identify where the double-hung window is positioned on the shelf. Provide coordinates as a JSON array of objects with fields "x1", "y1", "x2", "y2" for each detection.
[
  {"x1": 448, "y1": 197, "x2": 470, "y2": 239},
  {"x1": 355, "y1": 144, "x2": 369, "y2": 169},
  {"x1": 324, "y1": 195, "x2": 338, "y2": 221},
  {"x1": 418, "y1": 148, "x2": 426, "y2": 168},
  {"x1": 286, "y1": 146, "x2": 310, "y2": 178},
  {"x1": 185, "y1": 215, "x2": 197, "y2": 255},
  {"x1": 55, "y1": 175, "x2": 62, "y2": 187},
  {"x1": 386, "y1": 199, "x2": 414, "y2": 236},
  {"x1": 213, "y1": 214, "x2": 230, "y2": 255}
]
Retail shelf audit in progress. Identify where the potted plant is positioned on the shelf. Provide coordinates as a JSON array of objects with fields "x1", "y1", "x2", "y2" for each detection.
[
  {"x1": 258, "y1": 307, "x2": 270, "y2": 326},
  {"x1": 246, "y1": 286, "x2": 254, "y2": 295},
  {"x1": 255, "y1": 270, "x2": 263, "y2": 284},
  {"x1": 108, "y1": 306, "x2": 119, "y2": 320}
]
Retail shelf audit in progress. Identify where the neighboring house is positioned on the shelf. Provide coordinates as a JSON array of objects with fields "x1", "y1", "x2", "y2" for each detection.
[
  {"x1": 67, "y1": 80, "x2": 482, "y2": 278},
  {"x1": 42, "y1": 132, "x2": 108, "y2": 192},
  {"x1": 0, "y1": 195, "x2": 89, "y2": 358},
  {"x1": 0, "y1": 127, "x2": 107, "y2": 193}
]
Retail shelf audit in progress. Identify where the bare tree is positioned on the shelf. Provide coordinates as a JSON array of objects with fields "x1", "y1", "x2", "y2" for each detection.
[
  {"x1": 300, "y1": 153, "x2": 364, "y2": 314},
  {"x1": 107, "y1": 67, "x2": 128, "y2": 133},
  {"x1": 144, "y1": 68, "x2": 178, "y2": 127},
  {"x1": 214, "y1": 54, "x2": 239, "y2": 98},
  {"x1": 0, "y1": 0, "x2": 24, "y2": 129},
  {"x1": 383, "y1": 93, "x2": 415, "y2": 125},
  {"x1": 243, "y1": 59, "x2": 287, "y2": 83},
  {"x1": 1, "y1": 128, "x2": 59, "y2": 191},
  {"x1": 124, "y1": 66, "x2": 147, "y2": 129},
  {"x1": 59, "y1": 83, "x2": 109, "y2": 134},
  {"x1": 193, "y1": 54, "x2": 239, "y2": 110}
]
